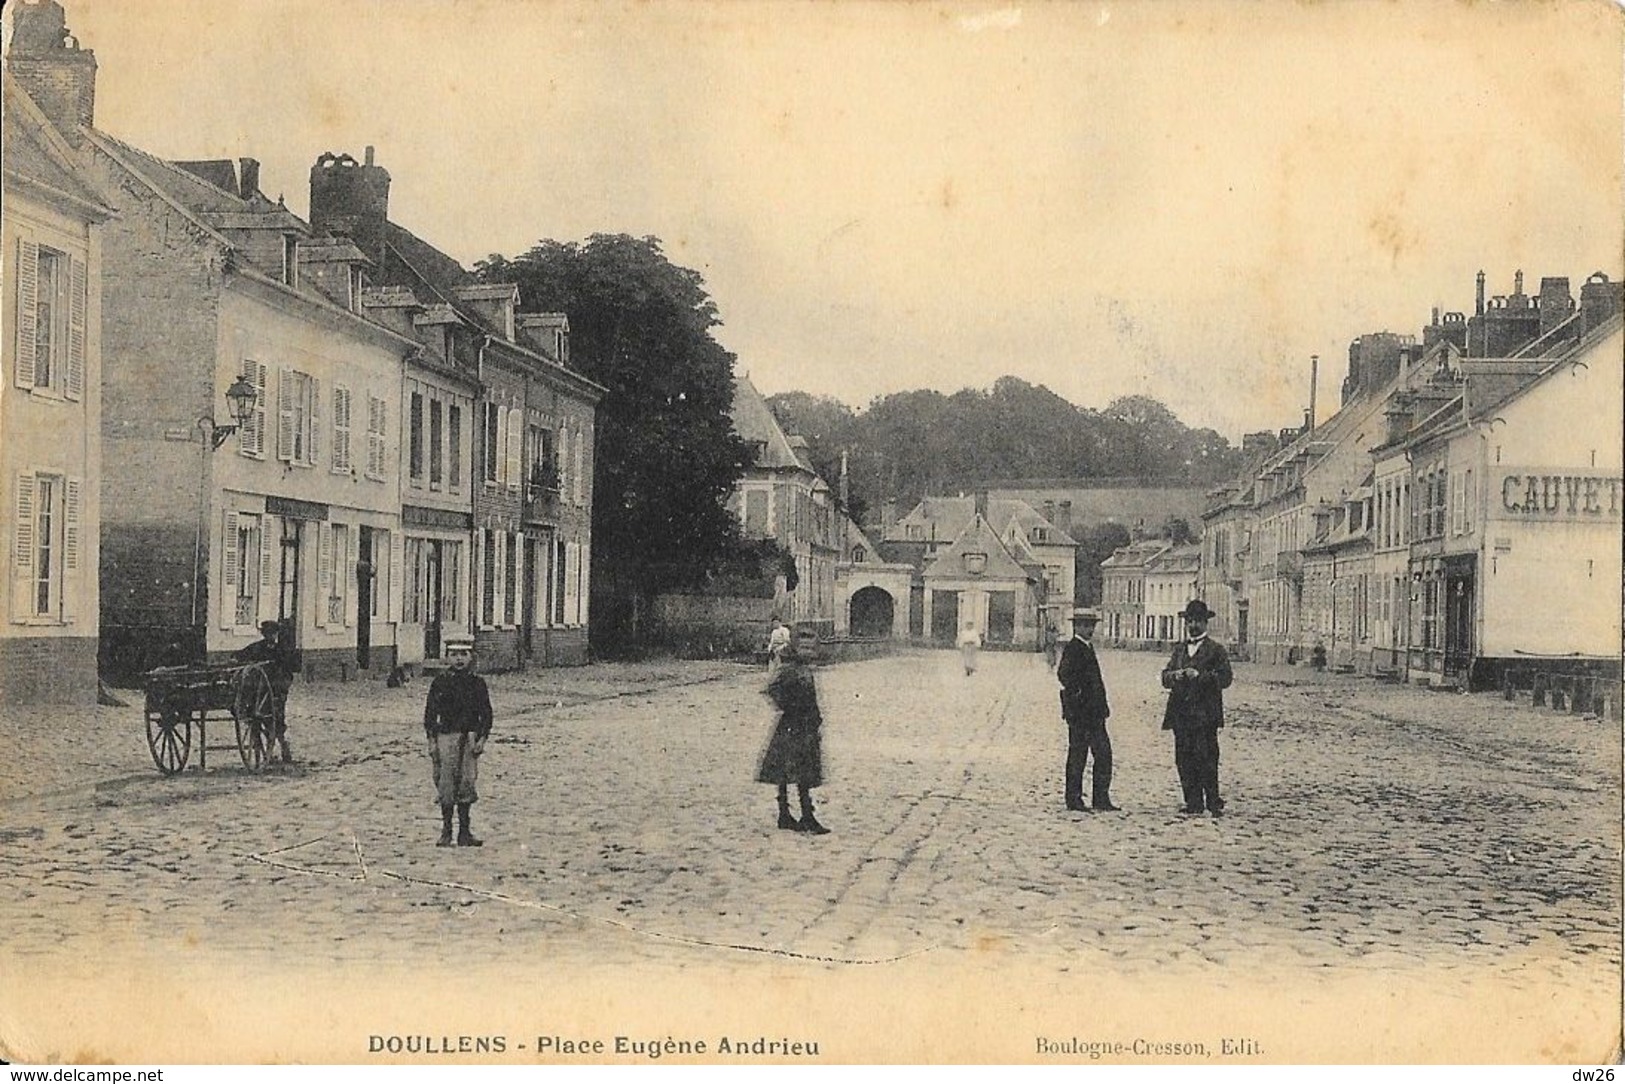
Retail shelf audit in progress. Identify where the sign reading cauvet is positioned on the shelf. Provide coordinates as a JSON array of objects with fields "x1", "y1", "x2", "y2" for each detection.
[{"x1": 1493, "y1": 469, "x2": 1622, "y2": 520}]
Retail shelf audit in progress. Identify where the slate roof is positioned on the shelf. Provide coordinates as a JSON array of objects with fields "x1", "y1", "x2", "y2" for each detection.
[
  {"x1": 890, "y1": 496, "x2": 1077, "y2": 547},
  {"x1": 732, "y1": 375, "x2": 815, "y2": 474},
  {"x1": 923, "y1": 514, "x2": 1034, "y2": 583},
  {"x1": 2, "y1": 72, "x2": 111, "y2": 216}
]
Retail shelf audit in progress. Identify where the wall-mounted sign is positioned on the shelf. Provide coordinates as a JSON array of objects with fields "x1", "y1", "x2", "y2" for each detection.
[{"x1": 1492, "y1": 469, "x2": 1621, "y2": 521}]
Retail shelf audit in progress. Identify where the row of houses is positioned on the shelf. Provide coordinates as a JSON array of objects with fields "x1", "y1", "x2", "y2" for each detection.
[
  {"x1": 725, "y1": 374, "x2": 1222, "y2": 651},
  {"x1": 2, "y1": 1, "x2": 602, "y2": 702},
  {"x1": 1189, "y1": 270, "x2": 1622, "y2": 690}
]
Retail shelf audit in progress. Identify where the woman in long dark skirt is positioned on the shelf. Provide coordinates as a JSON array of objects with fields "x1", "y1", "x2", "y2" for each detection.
[{"x1": 757, "y1": 626, "x2": 830, "y2": 835}]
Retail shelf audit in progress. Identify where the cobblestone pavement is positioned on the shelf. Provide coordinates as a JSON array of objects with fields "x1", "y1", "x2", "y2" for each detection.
[{"x1": 1, "y1": 649, "x2": 1619, "y2": 1061}]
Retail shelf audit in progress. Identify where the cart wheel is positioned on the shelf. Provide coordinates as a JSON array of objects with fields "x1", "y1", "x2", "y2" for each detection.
[
  {"x1": 146, "y1": 708, "x2": 192, "y2": 775},
  {"x1": 234, "y1": 665, "x2": 276, "y2": 771}
]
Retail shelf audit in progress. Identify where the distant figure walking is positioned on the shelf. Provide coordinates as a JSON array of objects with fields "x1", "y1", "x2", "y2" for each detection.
[
  {"x1": 766, "y1": 615, "x2": 792, "y2": 673},
  {"x1": 1043, "y1": 622, "x2": 1061, "y2": 670},
  {"x1": 1161, "y1": 600, "x2": 1233, "y2": 817},
  {"x1": 423, "y1": 634, "x2": 494, "y2": 846},
  {"x1": 957, "y1": 623, "x2": 982, "y2": 676},
  {"x1": 234, "y1": 619, "x2": 298, "y2": 763},
  {"x1": 1058, "y1": 609, "x2": 1117, "y2": 812},
  {"x1": 757, "y1": 626, "x2": 830, "y2": 834}
]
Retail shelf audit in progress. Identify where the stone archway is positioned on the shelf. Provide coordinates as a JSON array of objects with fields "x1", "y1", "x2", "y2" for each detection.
[{"x1": 849, "y1": 585, "x2": 895, "y2": 638}]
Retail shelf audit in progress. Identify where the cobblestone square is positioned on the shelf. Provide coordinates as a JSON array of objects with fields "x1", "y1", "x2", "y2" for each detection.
[{"x1": 1, "y1": 649, "x2": 1619, "y2": 1062}]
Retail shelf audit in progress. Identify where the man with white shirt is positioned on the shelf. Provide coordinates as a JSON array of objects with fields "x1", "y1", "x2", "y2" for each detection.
[
  {"x1": 1057, "y1": 609, "x2": 1117, "y2": 812},
  {"x1": 1160, "y1": 600, "x2": 1233, "y2": 817}
]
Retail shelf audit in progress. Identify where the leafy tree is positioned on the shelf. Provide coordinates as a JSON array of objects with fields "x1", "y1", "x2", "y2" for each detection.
[
  {"x1": 477, "y1": 235, "x2": 749, "y2": 648},
  {"x1": 1073, "y1": 522, "x2": 1133, "y2": 606}
]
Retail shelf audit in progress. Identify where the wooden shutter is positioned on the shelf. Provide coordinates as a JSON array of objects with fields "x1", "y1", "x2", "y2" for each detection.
[
  {"x1": 308, "y1": 376, "x2": 321, "y2": 465},
  {"x1": 492, "y1": 528, "x2": 506, "y2": 627},
  {"x1": 62, "y1": 478, "x2": 81, "y2": 622},
  {"x1": 506, "y1": 407, "x2": 522, "y2": 490},
  {"x1": 63, "y1": 477, "x2": 81, "y2": 573},
  {"x1": 513, "y1": 531, "x2": 525, "y2": 628},
  {"x1": 578, "y1": 425, "x2": 588, "y2": 505},
  {"x1": 15, "y1": 239, "x2": 38, "y2": 390},
  {"x1": 579, "y1": 543, "x2": 590, "y2": 627},
  {"x1": 494, "y1": 405, "x2": 507, "y2": 486},
  {"x1": 259, "y1": 514, "x2": 279, "y2": 624},
  {"x1": 220, "y1": 511, "x2": 240, "y2": 630},
  {"x1": 342, "y1": 528, "x2": 356, "y2": 629},
  {"x1": 13, "y1": 473, "x2": 36, "y2": 619},
  {"x1": 65, "y1": 256, "x2": 86, "y2": 401},
  {"x1": 388, "y1": 529, "x2": 404, "y2": 624},
  {"x1": 333, "y1": 386, "x2": 351, "y2": 472},
  {"x1": 316, "y1": 521, "x2": 332, "y2": 628},
  {"x1": 277, "y1": 368, "x2": 295, "y2": 461}
]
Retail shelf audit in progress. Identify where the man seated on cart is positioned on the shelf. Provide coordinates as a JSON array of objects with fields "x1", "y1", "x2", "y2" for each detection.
[{"x1": 235, "y1": 619, "x2": 297, "y2": 763}]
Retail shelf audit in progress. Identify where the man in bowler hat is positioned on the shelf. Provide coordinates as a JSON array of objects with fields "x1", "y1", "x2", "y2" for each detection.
[
  {"x1": 1161, "y1": 600, "x2": 1233, "y2": 816},
  {"x1": 1057, "y1": 609, "x2": 1118, "y2": 812}
]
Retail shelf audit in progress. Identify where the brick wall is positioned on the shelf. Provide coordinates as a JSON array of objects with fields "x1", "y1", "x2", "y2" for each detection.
[{"x1": 0, "y1": 635, "x2": 98, "y2": 704}]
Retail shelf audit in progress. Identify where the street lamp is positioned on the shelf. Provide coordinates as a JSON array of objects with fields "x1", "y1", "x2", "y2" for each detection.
[{"x1": 198, "y1": 375, "x2": 259, "y2": 451}]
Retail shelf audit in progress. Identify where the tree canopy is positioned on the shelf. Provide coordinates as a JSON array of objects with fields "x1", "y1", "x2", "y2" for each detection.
[
  {"x1": 477, "y1": 235, "x2": 749, "y2": 619},
  {"x1": 765, "y1": 378, "x2": 1242, "y2": 520}
]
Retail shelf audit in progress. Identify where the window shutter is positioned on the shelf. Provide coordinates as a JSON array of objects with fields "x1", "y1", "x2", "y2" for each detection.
[
  {"x1": 333, "y1": 386, "x2": 351, "y2": 472},
  {"x1": 308, "y1": 377, "x2": 321, "y2": 465},
  {"x1": 514, "y1": 531, "x2": 525, "y2": 628},
  {"x1": 316, "y1": 521, "x2": 332, "y2": 628},
  {"x1": 277, "y1": 368, "x2": 295, "y2": 461},
  {"x1": 221, "y1": 511, "x2": 240, "y2": 630},
  {"x1": 15, "y1": 239, "x2": 39, "y2": 390},
  {"x1": 493, "y1": 529, "x2": 506, "y2": 627},
  {"x1": 495, "y1": 405, "x2": 507, "y2": 485},
  {"x1": 66, "y1": 256, "x2": 86, "y2": 401},
  {"x1": 62, "y1": 477, "x2": 82, "y2": 623},
  {"x1": 259, "y1": 515, "x2": 279, "y2": 624},
  {"x1": 506, "y1": 407, "x2": 522, "y2": 490},
  {"x1": 559, "y1": 427, "x2": 571, "y2": 501},
  {"x1": 388, "y1": 530, "x2": 404, "y2": 624},
  {"x1": 343, "y1": 533, "x2": 356, "y2": 629},
  {"x1": 473, "y1": 528, "x2": 487, "y2": 628},
  {"x1": 253, "y1": 361, "x2": 268, "y2": 457},
  {"x1": 63, "y1": 477, "x2": 81, "y2": 572},
  {"x1": 575, "y1": 425, "x2": 585, "y2": 504},
  {"x1": 13, "y1": 473, "x2": 36, "y2": 620},
  {"x1": 579, "y1": 544, "x2": 590, "y2": 627},
  {"x1": 239, "y1": 359, "x2": 263, "y2": 457}
]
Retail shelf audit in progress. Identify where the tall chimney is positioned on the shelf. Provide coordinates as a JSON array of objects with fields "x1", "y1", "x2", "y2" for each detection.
[
  {"x1": 309, "y1": 148, "x2": 392, "y2": 267},
  {"x1": 238, "y1": 158, "x2": 261, "y2": 199},
  {"x1": 1513, "y1": 269, "x2": 1524, "y2": 296},
  {"x1": 7, "y1": 0, "x2": 98, "y2": 136},
  {"x1": 838, "y1": 450, "x2": 850, "y2": 510},
  {"x1": 1308, "y1": 354, "x2": 1319, "y2": 432},
  {"x1": 1476, "y1": 270, "x2": 1487, "y2": 316}
]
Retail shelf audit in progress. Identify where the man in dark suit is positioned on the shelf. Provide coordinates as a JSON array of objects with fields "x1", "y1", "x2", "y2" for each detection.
[
  {"x1": 1057, "y1": 609, "x2": 1117, "y2": 812},
  {"x1": 1161, "y1": 600, "x2": 1234, "y2": 817}
]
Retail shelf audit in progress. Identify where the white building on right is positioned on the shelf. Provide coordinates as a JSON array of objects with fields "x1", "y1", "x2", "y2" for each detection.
[{"x1": 1389, "y1": 314, "x2": 1621, "y2": 689}]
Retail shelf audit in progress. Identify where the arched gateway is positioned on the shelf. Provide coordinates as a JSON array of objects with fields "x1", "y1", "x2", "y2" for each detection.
[{"x1": 849, "y1": 586, "x2": 895, "y2": 638}]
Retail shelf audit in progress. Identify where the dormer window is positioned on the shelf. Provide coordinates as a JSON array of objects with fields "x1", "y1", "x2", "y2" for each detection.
[
  {"x1": 281, "y1": 235, "x2": 299, "y2": 287},
  {"x1": 963, "y1": 552, "x2": 987, "y2": 575},
  {"x1": 1031, "y1": 526, "x2": 1050, "y2": 543},
  {"x1": 851, "y1": 547, "x2": 866, "y2": 563},
  {"x1": 745, "y1": 440, "x2": 767, "y2": 465}
]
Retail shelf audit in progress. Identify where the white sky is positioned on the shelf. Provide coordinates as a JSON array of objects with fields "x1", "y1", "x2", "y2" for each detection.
[{"x1": 48, "y1": 0, "x2": 1625, "y2": 440}]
